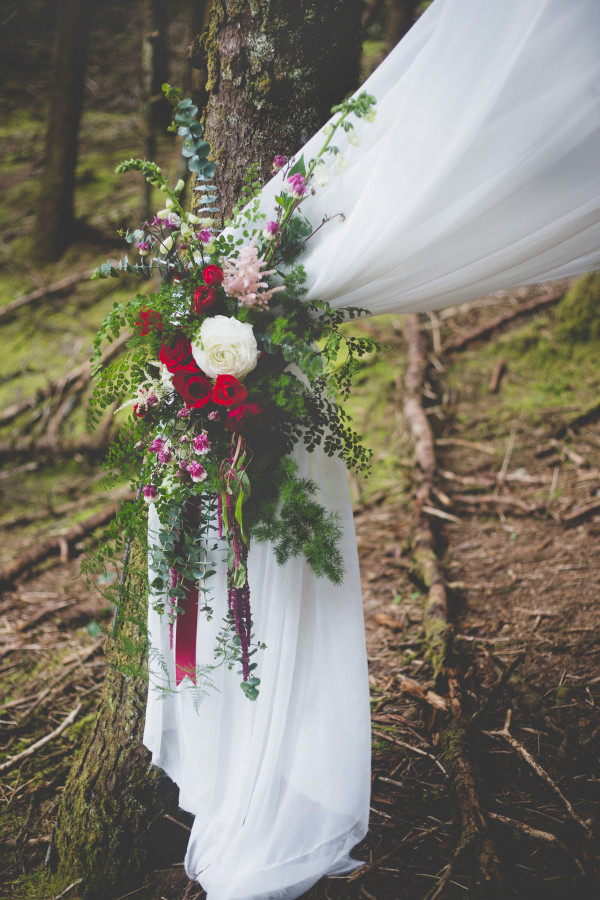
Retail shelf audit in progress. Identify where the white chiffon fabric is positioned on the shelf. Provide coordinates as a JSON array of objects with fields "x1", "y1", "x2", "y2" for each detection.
[{"x1": 144, "y1": 1, "x2": 600, "y2": 898}]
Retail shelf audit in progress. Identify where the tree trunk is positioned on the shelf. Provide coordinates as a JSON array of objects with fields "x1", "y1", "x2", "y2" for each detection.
[
  {"x1": 34, "y1": 0, "x2": 92, "y2": 262},
  {"x1": 202, "y1": 0, "x2": 363, "y2": 219},
  {"x1": 141, "y1": 0, "x2": 171, "y2": 221},
  {"x1": 49, "y1": 546, "x2": 179, "y2": 899},
  {"x1": 50, "y1": 5, "x2": 362, "y2": 898},
  {"x1": 386, "y1": 0, "x2": 419, "y2": 52}
]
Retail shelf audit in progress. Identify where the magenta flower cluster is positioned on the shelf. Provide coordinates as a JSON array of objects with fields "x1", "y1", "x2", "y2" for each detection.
[{"x1": 285, "y1": 173, "x2": 308, "y2": 199}]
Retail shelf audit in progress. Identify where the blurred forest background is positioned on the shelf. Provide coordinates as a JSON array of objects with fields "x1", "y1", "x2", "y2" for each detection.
[{"x1": 1, "y1": 2, "x2": 599, "y2": 899}]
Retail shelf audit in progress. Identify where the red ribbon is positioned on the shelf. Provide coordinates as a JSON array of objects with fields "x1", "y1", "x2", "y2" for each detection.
[{"x1": 175, "y1": 578, "x2": 198, "y2": 686}]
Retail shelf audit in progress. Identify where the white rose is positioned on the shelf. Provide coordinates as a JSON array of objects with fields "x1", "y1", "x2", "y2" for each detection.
[{"x1": 192, "y1": 315, "x2": 259, "y2": 380}]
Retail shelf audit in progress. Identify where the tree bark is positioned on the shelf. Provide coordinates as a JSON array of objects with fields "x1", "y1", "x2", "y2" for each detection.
[
  {"x1": 141, "y1": 0, "x2": 171, "y2": 221},
  {"x1": 50, "y1": 5, "x2": 363, "y2": 899},
  {"x1": 34, "y1": 0, "x2": 92, "y2": 262},
  {"x1": 385, "y1": 0, "x2": 420, "y2": 52},
  {"x1": 201, "y1": 0, "x2": 363, "y2": 220},
  {"x1": 49, "y1": 546, "x2": 179, "y2": 899}
]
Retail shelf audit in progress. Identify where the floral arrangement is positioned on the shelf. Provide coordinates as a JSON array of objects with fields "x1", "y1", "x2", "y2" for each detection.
[{"x1": 88, "y1": 85, "x2": 378, "y2": 701}]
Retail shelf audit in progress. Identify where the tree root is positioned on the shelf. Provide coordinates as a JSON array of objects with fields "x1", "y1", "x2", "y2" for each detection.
[
  {"x1": 402, "y1": 313, "x2": 506, "y2": 899},
  {"x1": 403, "y1": 313, "x2": 449, "y2": 675}
]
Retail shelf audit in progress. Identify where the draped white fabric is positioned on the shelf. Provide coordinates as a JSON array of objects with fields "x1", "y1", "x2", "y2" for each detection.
[{"x1": 144, "y1": 1, "x2": 600, "y2": 898}]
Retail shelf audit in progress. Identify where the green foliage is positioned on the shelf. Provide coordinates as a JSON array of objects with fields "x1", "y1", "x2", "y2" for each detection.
[
  {"x1": 252, "y1": 458, "x2": 344, "y2": 583},
  {"x1": 163, "y1": 83, "x2": 215, "y2": 179}
]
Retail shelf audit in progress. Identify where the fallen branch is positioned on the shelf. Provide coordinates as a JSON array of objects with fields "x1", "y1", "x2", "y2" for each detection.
[
  {"x1": 488, "y1": 360, "x2": 506, "y2": 394},
  {"x1": 397, "y1": 674, "x2": 447, "y2": 711},
  {"x1": 372, "y1": 728, "x2": 446, "y2": 774},
  {"x1": 347, "y1": 823, "x2": 444, "y2": 883},
  {"x1": 488, "y1": 812, "x2": 586, "y2": 877},
  {"x1": 452, "y1": 493, "x2": 544, "y2": 515},
  {"x1": 0, "y1": 272, "x2": 91, "y2": 323},
  {"x1": 403, "y1": 314, "x2": 449, "y2": 673},
  {"x1": 0, "y1": 703, "x2": 82, "y2": 773},
  {"x1": 0, "y1": 331, "x2": 129, "y2": 429},
  {"x1": 442, "y1": 288, "x2": 566, "y2": 354},
  {"x1": 484, "y1": 709, "x2": 591, "y2": 835},
  {"x1": 0, "y1": 432, "x2": 115, "y2": 464},
  {"x1": 561, "y1": 497, "x2": 600, "y2": 525},
  {"x1": 0, "y1": 504, "x2": 120, "y2": 590}
]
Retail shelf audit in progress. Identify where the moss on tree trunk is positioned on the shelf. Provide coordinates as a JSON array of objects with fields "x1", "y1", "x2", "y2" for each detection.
[
  {"x1": 201, "y1": 0, "x2": 363, "y2": 218},
  {"x1": 49, "y1": 547, "x2": 178, "y2": 899}
]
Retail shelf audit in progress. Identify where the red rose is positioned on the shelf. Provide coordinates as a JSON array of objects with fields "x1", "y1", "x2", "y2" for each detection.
[
  {"x1": 211, "y1": 374, "x2": 248, "y2": 407},
  {"x1": 203, "y1": 265, "x2": 224, "y2": 286},
  {"x1": 193, "y1": 286, "x2": 215, "y2": 313},
  {"x1": 135, "y1": 307, "x2": 163, "y2": 336},
  {"x1": 226, "y1": 402, "x2": 264, "y2": 432},
  {"x1": 159, "y1": 336, "x2": 194, "y2": 373},
  {"x1": 172, "y1": 369, "x2": 212, "y2": 409}
]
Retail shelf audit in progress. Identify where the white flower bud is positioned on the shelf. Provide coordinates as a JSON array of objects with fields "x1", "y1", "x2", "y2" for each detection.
[
  {"x1": 313, "y1": 163, "x2": 331, "y2": 187},
  {"x1": 333, "y1": 153, "x2": 349, "y2": 175},
  {"x1": 346, "y1": 126, "x2": 360, "y2": 147}
]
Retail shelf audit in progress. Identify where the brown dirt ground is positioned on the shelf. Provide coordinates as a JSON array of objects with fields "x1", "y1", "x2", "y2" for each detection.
[{"x1": 1, "y1": 292, "x2": 599, "y2": 900}]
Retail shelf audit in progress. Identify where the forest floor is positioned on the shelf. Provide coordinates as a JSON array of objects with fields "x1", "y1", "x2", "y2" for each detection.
[{"x1": 1, "y1": 279, "x2": 599, "y2": 900}]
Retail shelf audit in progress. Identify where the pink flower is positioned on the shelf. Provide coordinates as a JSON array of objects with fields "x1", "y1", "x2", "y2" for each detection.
[
  {"x1": 147, "y1": 394, "x2": 158, "y2": 407},
  {"x1": 187, "y1": 461, "x2": 207, "y2": 483},
  {"x1": 209, "y1": 410, "x2": 220, "y2": 421},
  {"x1": 157, "y1": 446, "x2": 174, "y2": 465},
  {"x1": 222, "y1": 238, "x2": 285, "y2": 309},
  {"x1": 272, "y1": 154, "x2": 287, "y2": 172},
  {"x1": 177, "y1": 408, "x2": 191, "y2": 418},
  {"x1": 136, "y1": 241, "x2": 150, "y2": 255},
  {"x1": 193, "y1": 433, "x2": 211, "y2": 455},
  {"x1": 149, "y1": 438, "x2": 164, "y2": 453},
  {"x1": 198, "y1": 229, "x2": 212, "y2": 244},
  {"x1": 284, "y1": 173, "x2": 308, "y2": 199},
  {"x1": 263, "y1": 221, "x2": 279, "y2": 240},
  {"x1": 142, "y1": 484, "x2": 158, "y2": 502}
]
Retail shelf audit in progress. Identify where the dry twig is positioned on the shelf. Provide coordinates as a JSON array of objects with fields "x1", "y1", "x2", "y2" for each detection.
[
  {"x1": 484, "y1": 709, "x2": 591, "y2": 835},
  {"x1": 0, "y1": 703, "x2": 82, "y2": 774}
]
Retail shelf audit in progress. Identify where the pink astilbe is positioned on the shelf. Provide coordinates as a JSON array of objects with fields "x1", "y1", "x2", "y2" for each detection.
[{"x1": 222, "y1": 239, "x2": 284, "y2": 309}]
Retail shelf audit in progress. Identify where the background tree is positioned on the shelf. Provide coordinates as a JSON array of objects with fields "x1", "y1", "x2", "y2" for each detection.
[
  {"x1": 49, "y1": 3, "x2": 363, "y2": 897},
  {"x1": 33, "y1": 0, "x2": 92, "y2": 262},
  {"x1": 141, "y1": 0, "x2": 171, "y2": 221}
]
